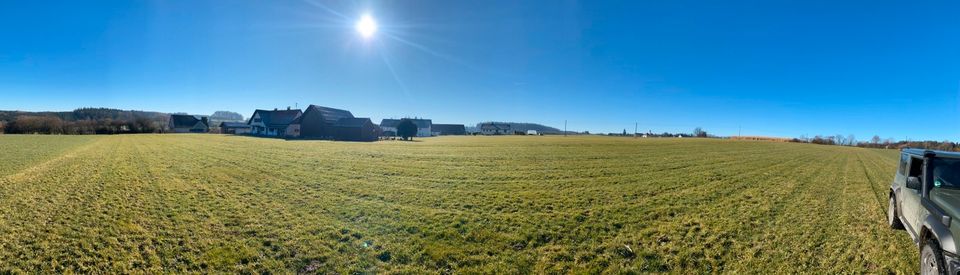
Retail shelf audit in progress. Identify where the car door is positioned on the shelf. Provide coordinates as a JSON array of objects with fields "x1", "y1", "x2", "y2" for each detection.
[{"x1": 901, "y1": 156, "x2": 925, "y2": 235}]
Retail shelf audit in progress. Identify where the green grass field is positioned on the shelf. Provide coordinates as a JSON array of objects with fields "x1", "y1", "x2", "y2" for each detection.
[{"x1": 0, "y1": 135, "x2": 915, "y2": 273}]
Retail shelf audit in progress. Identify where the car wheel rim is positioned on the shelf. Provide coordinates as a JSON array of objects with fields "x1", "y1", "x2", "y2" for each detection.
[{"x1": 922, "y1": 247, "x2": 939, "y2": 274}]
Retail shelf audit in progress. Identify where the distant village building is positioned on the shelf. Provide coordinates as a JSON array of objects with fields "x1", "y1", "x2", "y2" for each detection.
[
  {"x1": 379, "y1": 119, "x2": 398, "y2": 136},
  {"x1": 380, "y1": 118, "x2": 433, "y2": 137},
  {"x1": 432, "y1": 124, "x2": 466, "y2": 135},
  {"x1": 247, "y1": 108, "x2": 303, "y2": 137},
  {"x1": 219, "y1": 122, "x2": 251, "y2": 134},
  {"x1": 526, "y1": 130, "x2": 539, "y2": 135},
  {"x1": 480, "y1": 122, "x2": 511, "y2": 135},
  {"x1": 293, "y1": 105, "x2": 356, "y2": 139},
  {"x1": 168, "y1": 114, "x2": 210, "y2": 133},
  {"x1": 332, "y1": 118, "x2": 380, "y2": 141}
]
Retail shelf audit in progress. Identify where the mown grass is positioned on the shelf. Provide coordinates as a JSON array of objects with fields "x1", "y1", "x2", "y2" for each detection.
[{"x1": 0, "y1": 135, "x2": 914, "y2": 273}]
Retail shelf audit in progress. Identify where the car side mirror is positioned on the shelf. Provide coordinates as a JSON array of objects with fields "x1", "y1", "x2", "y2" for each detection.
[{"x1": 907, "y1": 176, "x2": 922, "y2": 190}]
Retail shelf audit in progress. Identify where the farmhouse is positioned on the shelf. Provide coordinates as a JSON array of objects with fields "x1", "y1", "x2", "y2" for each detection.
[
  {"x1": 380, "y1": 118, "x2": 434, "y2": 137},
  {"x1": 433, "y1": 124, "x2": 466, "y2": 135},
  {"x1": 247, "y1": 108, "x2": 303, "y2": 137},
  {"x1": 292, "y1": 105, "x2": 355, "y2": 139},
  {"x1": 332, "y1": 118, "x2": 380, "y2": 141},
  {"x1": 168, "y1": 114, "x2": 209, "y2": 133},
  {"x1": 219, "y1": 122, "x2": 251, "y2": 134},
  {"x1": 379, "y1": 119, "x2": 399, "y2": 136},
  {"x1": 480, "y1": 122, "x2": 511, "y2": 135}
]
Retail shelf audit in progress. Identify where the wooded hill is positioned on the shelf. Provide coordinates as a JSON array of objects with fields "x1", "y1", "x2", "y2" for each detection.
[{"x1": 472, "y1": 122, "x2": 563, "y2": 134}]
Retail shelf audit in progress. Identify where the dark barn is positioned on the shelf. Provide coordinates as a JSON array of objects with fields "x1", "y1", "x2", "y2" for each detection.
[
  {"x1": 219, "y1": 122, "x2": 251, "y2": 134},
  {"x1": 332, "y1": 118, "x2": 380, "y2": 141},
  {"x1": 433, "y1": 124, "x2": 466, "y2": 135},
  {"x1": 296, "y1": 105, "x2": 355, "y2": 139},
  {"x1": 168, "y1": 114, "x2": 209, "y2": 133}
]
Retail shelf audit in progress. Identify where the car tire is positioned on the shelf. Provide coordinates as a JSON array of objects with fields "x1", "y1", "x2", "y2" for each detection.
[
  {"x1": 921, "y1": 238, "x2": 947, "y2": 275},
  {"x1": 888, "y1": 196, "x2": 904, "y2": 230}
]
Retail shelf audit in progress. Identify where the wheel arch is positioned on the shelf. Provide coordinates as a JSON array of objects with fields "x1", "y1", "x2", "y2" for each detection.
[{"x1": 922, "y1": 216, "x2": 957, "y2": 255}]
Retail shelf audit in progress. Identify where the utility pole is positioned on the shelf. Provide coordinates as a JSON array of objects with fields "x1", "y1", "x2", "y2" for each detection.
[
  {"x1": 738, "y1": 125, "x2": 742, "y2": 138},
  {"x1": 564, "y1": 120, "x2": 567, "y2": 137},
  {"x1": 634, "y1": 122, "x2": 638, "y2": 138}
]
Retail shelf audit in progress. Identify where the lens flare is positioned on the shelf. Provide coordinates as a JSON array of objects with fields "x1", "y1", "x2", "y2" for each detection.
[{"x1": 356, "y1": 14, "x2": 377, "y2": 38}]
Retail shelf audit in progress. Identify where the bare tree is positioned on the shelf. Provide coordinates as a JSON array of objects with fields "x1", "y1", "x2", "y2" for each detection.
[
  {"x1": 692, "y1": 127, "x2": 707, "y2": 138},
  {"x1": 834, "y1": 134, "x2": 844, "y2": 146},
  {"x1": 871, "y1": 135, "x2": 881, "y2": 145},
  {"x1": 846, "y1": 134, "x2": 856, "y2": 146}
]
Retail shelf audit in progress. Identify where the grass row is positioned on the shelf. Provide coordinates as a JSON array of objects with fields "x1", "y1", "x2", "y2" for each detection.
[{"x1": 0, "y1": 135, "x2": 915, "y2": 273}]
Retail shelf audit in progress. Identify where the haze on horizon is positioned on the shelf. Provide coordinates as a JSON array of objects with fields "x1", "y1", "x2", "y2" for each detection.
[{"x1": 0, "y1": 0, "x2": 957, "y2": 140}]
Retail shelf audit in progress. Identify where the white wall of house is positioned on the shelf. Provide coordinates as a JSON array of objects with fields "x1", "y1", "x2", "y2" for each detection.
[
  {"x1": 381, "y1": 125, "x2": 432, "y2": 136},
  {"x1": 381, "y1": 126, "x2": 397, "y2": 136},
  {"x1": 249, "y1": 113, "x2": 267, "y2": 135},
  {"x1": 417, "y1": 126, "x2": 432, "y2": 137},
  {"x1": 286, "y1": 124, "x2": 300, "y2": 138},
  {"x1": 247, "y1": 113, "x2": 289, "y2": 137},
  {"x1": 229, "y1": 128, "x2": 252, "y2": 134}
]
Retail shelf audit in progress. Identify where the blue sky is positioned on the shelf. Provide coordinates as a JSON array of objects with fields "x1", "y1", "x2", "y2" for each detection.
[{"x1": 0, "y1": 1, "x2": 957, "y2": 140}]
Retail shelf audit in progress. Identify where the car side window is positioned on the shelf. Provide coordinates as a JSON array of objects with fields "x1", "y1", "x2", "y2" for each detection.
[
  {"x1": 908, "y1": 157, "x2": 924, "y2": 178},
  {"x1": 899, "y1": 153, "x2": 909, "y2": 175}
]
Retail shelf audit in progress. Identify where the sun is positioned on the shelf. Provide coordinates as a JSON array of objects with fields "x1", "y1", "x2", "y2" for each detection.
[{"x1": 356, "y1": 14, "x2": 377, "y2": 39}]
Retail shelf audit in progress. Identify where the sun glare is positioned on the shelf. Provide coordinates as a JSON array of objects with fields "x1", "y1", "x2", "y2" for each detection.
[{"x1": 356, "y1": 14, "x2": 377, "y2": 39}]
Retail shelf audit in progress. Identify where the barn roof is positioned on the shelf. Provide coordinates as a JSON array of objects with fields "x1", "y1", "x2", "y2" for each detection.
[
  {"x1": 380, "y1": 119, "x2": 400, "y2": 128},
  {"x1": 170, "y1": 114, "x2": 206, "y2": 129},
  {"x1": 335, "y1": 117, "x2": 374, "y2": 128},
  {"x1": 433, "y1": 124, "x2": 465, "y2": 134},
  {"x1": 411, "y1": 119, "x2": 432, "y2": 129},
  {"x1": 249, "y1": 109, "x2": 302, "y2": 127},
  {"x1": 299, "y1": 105, "x2": 354, "y2": 124}
]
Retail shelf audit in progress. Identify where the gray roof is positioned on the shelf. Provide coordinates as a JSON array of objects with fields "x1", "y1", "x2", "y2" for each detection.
[
  {"x1": 411, "y1": 119, "x2": 432, "y2": 129},
  {"x1": 433, "y1": 124, "x2": 465, "y2": 134},
  {"x1": 170, "y1": 114, "x2": 207, "y2": 128},
  {"x1": 303, "y1": 105, "x2": 354, "y2": 124},
  {"x1": 249, "y1": 109, "x2": 302, "y2": 127},
  {"x1": 904, "y1": 148, "x2": 960, "y2": 159},
  {"x1": 335, "y1": 117, "x2": 374, "y2": 128},
  {"x1": 380, "y1": 119, "x2": 401, "y2": 128}
]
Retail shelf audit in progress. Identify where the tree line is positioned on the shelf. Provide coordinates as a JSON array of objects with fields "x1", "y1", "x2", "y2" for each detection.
[
  {"x1": 0, "y1": 108, "x2": 168, "y2": 134},
  {"x1": 790, "y1": 134, "x2": 960, "y2": 152}
]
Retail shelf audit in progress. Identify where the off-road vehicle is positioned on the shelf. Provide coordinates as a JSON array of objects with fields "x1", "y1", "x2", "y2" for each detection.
[{"x1": 889, "y1": 149, "x2": 960, "y2": 274}]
